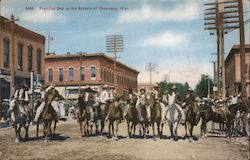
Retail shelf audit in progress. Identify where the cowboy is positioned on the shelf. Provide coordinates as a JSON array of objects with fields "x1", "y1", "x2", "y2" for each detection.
[
  {"x1": 166, "y1": 85, "x2": 185, "y2": 123},
  {"x1": 34, "y1": 84, "x2": 63, "y2": 123},
  {"x1": 182, "y1": 87, "x2": 195, "y2": 109},
  {"x1": 11, "y1": 82, "x2": 31, "y2": 121},
  {"x1": 84, "y1": 85, "x2": 95, "y2": 124},
  {"x1": 100, "y1": 85, "x2": 110, "y2": 120},
  {"x1": 135, "y1": 88, "x2": 151, "y2": 122}
]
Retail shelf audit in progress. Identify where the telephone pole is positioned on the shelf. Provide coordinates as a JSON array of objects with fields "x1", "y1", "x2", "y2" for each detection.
[
  {"x1": 210, "y1": 60, "x2": 217, "y2": 97},
  {"x1": 146, "y1": 62, "x2": 157, "y2": 85},
  {"x1": 204, "y1": 0, "x2": 243, "y2": 99},
  {"x1": 106, "y1": 35, "x2": 124, "y2": 91}
]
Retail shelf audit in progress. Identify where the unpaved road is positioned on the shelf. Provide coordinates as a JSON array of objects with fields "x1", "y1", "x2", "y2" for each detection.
[{"x1": 0, "y1": 119, "x2": 249, "y2": 160}]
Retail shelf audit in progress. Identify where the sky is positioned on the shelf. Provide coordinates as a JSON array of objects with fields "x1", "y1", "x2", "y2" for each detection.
[{"x1": 1, "y1": 0, "x2": 250, "y2": 88}]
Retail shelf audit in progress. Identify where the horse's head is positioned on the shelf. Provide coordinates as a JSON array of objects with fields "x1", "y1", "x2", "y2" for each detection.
[
  {"x1": 139, "y1": 94, "x2": 148, "y2": 106},
  {"x1": 129, "y1": 94, "x2": 137, "y2": 106}
]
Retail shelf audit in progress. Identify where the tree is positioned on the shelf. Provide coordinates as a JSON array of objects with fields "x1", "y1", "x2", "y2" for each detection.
[
  {"x1": 158, "y1": 81, "x2": 190, "y2": 102},
  {"x1": 194, "y1": 74, "x2": 214, "y2": 98}
]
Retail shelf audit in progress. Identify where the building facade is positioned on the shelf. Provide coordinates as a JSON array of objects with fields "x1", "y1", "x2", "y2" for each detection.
[
  {"x1": 0, "y1": 15, "x2": 45, "y2": 99},
  {"x1": 225, "y1": 44, "x2": 250, "y2": 97},
  {"x1": 45, "y1": 53, "x2": 139, "y2": 99}
]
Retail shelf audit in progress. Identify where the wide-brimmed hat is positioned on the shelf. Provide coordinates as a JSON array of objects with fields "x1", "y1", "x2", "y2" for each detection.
[
  {"x1": 103, "y1": 84, "x2": 109, "y2": 89},
  {"x1": 187, "y1": 87, "x2": 193, "y2": 92},
  {"x1": 172, "y1": 85, "x2": 176, "y2": 90},
  {"x1": 140, "y1": 88, "x2": 146, "y2": 92}
]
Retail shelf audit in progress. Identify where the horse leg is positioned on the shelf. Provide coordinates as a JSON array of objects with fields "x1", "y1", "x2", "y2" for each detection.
[
  {"x1": 115, "y1": 120, "x2": 119, "y2": 139},
  {"x1": 173, "y1": 122, "x2": 178, "y2": 141},
  {"x1": 36, "y1": 122, "x2": 39, "y2": 139},
  {"x1": 127, "y1": 121, "x2": 131, "y2": 138},
  {"x1": 157, "y1": 121, "x2": 161, "y2": 139},
  {"x1": 14, "y1": 125, "x2": 20, "y2": 143},
  {"x1": 108, "y1": 121, "x2": 111, "y2": 137},
  {"x1": 152, "y1": 122, "x2": 156, "y2": 140},
  {"x1": 112, "y1": 121, "x2": 115, "y2": 138},
  {"x1": 185, "y1": 122, "x2": 188, "y2": 139},
  {"x1": 139, "y1": 123, "x2": 142, "y2": 136},
  {"x1": 160, "y1": 123, "x2": 164, "y2": 137},
  {"x1": 169, "y1": 123, "x2": 174, "y2": 140},
  {"x1": 44, "y1": 121, "x2": 48, "y2": 142},
  {"x1": 133, "y1": 123, "x2": 136, "y2": 136},
  {"x1": 24, "y1": 123, "x2": 29, "y2": 141},
  {"x1": 79, "y1": 120, "x2": 83, "y2": 136},
  {"x1": 53, "y1": 121, "x2": 57, "y2": 134}
]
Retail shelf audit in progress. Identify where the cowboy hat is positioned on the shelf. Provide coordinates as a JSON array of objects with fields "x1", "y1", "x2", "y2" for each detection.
[
  {"x1": 187, "y1": 87, "x2": 193, "y2": 92},
  {"x1": 140, "y1": 88, "x2": 146, "y2": 92},
  {"x1": 172, "y1": 85, "x2": 176, "y2": 89}
]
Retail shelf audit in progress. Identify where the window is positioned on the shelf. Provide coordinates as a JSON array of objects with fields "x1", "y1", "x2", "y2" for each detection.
[
  {"x1": 91, "y1": 66, "x2": 96, "y2": 79},
  {"x1": 28, "y1": 47, "x2": 33, "y2": 72},
  {"x1": 69, "y1": 68, "x2": 74, "y2": 81},
  {"x1": 17, "y1": 44, "x2": 23, "y2": 70},
  {"x1": 3, "y1": 40, "x2": 9, "y2": 68},
  {"x1": 80, "y1": 67, "x2": 85, "y2": 81},
  {"x1": 104, "y1": 69, "x2": 107, "y2": 82},
  {"x1": 36, "y1": 49, "x2": 41, "y2": 74},
  {"x1": 59, "y1": 68, "x2": 64, "y2": 82},
  {"x1": 48, "y1": 68, "x2": 53, "y2": 82}
]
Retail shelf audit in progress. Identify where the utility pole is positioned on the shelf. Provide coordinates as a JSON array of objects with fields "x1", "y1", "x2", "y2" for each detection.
[
  {"x1": 146, "y1": 62, "x2": 157, "y2": 85},
  {"x1": 210, "y1": 61, "x2": 217, "y2": 98},
  {"x1": 9, "y1": 14, "x2": 19, "y2": 98},
  {"x1": 238, "y1": 0, "x2": 246, "y2": 99},
  {"x1": 106, "y1": 35, "x2": 124, "y2": 92},
  {"x1": 78, "y1": 53, "x2": 83, "y2": 95},
  {"x1": 204, "y1": 0, "x2": 240, "y2": 99}
]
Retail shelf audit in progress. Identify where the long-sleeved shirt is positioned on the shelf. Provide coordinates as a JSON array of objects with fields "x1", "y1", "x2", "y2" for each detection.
[{"x1": 100, "y1": 90, "x2": 109, "y2": 104}]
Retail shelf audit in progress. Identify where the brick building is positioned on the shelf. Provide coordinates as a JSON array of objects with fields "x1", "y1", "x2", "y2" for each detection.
[
  {"x1": 225, "y1": 44, "x2": 250, "y2": 97},
  {"x1": 0, "y1": 15, "x2": 45, "y2": 99},
  {"x1": 45, "y1": 53, "x2": 139, "y2": 99}
]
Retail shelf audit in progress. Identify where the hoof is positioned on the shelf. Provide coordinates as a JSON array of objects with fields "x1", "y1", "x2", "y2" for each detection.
[
  {"x1": 170, "y1": 137, "x2": 174, "y2": 141},
  {"x1": 15, "y1": 138, "x2": 19, "y2": 143},
  {"x1": 188, "y1": 137, "x2": 193, "y2": 142}
]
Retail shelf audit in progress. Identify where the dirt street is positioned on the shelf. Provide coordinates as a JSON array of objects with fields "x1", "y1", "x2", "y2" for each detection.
[{"x1": 0, "y1": 119, "x2": 249, "y2": 160}]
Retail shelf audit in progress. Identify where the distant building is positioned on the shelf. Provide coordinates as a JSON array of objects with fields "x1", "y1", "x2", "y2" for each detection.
[
  {"x1": 0, "y1": 15, "x2": 45, "y2": 99},
  {"x1": 225, "y1": 44, "x2": 250, "y2": 97},
  {"x1": 45, "y1": 53, "x2": 139, "y2": 99},
  {"x1": 138, "y1": 82, "x2": 156, "y2": 95}
]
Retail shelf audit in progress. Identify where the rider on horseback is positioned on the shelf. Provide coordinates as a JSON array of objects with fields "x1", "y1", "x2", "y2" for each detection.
[
  {"x1": 136, "y1": 88, "x2": 151, "y2": 122},
  {"x1": 182, "y1": 88, "x2": 195, "y2": 109},
  {"x1": 166, "y1": 85, "x2": 185, "y2": 124},
  {"x1": 34, "y1": 84, "x2": 64, "y2": 123},
  {"x1": 10, "y1": 82, "x2": 31, "y2": 122},
  {"x1": 83, "y1": 85, "x2": 95, "y2": 124}
]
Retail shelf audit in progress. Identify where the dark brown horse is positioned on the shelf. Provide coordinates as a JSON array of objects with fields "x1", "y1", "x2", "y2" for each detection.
[
  {"x1": 42, "y1": 94, "x2": 58, "y2": 142},
  {"x1": 107, "y1": 97, "x2": 125, "y2": 139},
  {"x1": 200, "y1": 101, "x2": 233, "y2": 138},
  {"x1": 184, "y1": 102, "x2": 200, "y2": 141},
  {"x1": 35, "y1": 99, "x2": 57, "y2": 139},
  {"x1": 148, "y1": 93, "x2": 162, "y2": 140},
  {"x1": 125, "y1": 94, "x2": 138, "y2": 138}
]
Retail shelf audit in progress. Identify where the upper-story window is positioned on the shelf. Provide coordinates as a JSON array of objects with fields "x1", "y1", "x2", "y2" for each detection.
[
  {"x1": 28, "y1": 46, "x2": 33, "y2": 72},
  {"x1": 91, "y1": 66, "x2": 96, "y2": 80},
  {"x1": 17, "y1": 43, "x2": 23, "y2": 70},
  {"x1": 69, "y1": 67, "x2": 74, "y2": 81},
  {"x1": 3, "y1": 39, "x2": 10, "y2": 68},
  {"x1": 80, "y1": 67, "x2": 85, "y2": 81},
  {"x1": 48, "y1": 68, "x2": 53, "y2": 82},
  {"x1": 36, "y1": 49, "x2": 41, "y2": 74},
  {"x1": 59, "y1": 68, "x2": 64, "y2": 82}
]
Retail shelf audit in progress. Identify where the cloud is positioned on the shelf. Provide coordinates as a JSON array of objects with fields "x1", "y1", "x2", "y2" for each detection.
[
  {"x1": 118, "y1": 1, "x2": 201, "y2": 23},
  {"x1": 139, "y1": 31, "x2": 189, "y2": 48},
  {"x1": 19, "y1": 8, "x2": 67, "y2": 24}
]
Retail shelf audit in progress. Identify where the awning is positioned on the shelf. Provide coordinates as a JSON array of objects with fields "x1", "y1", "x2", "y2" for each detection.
[{"x1": 0, "y1": 75, "x2": 11, "y2": 82}]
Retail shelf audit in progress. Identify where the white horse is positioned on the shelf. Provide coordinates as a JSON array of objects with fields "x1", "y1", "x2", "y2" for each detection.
[
  {"x1": 166, "y1": 93, "x2": 184, "y2": 141},
  {"x1": 8, "y1": 99, "x2": 30, "y2": 143}
]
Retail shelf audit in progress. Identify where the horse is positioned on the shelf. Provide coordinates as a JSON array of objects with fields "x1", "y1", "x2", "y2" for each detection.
[
  {"x1": 125, "y1": 94, "x2": 138, "y2": 138},
  {"x1": 148, "y1": 93, "x2": 162, "y2": 140},
  {"x1": 35, "y1": 98, "x2": 57, "y2": 139},
  {"x1": 184, "y1": 102, "x2": 200, "y2": 141},
  {"x1": 137, "y1": 94, "x2": 150, "y2": 138},
  {"x1": 107, "y1": 96, "x2": 125, "y2": 139},
  {"x1": 8, "y1": 99, "x2": 30, "y2": 143},
  {"x1": 42, "y1": 94, "x2": 58, "y2": 142},
  {"x1": 200, "y1": 101, "x2": 233, "y2": 138},
  {"x1": 166, "y1": 94, "x2": 183, "y2": 141}
]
